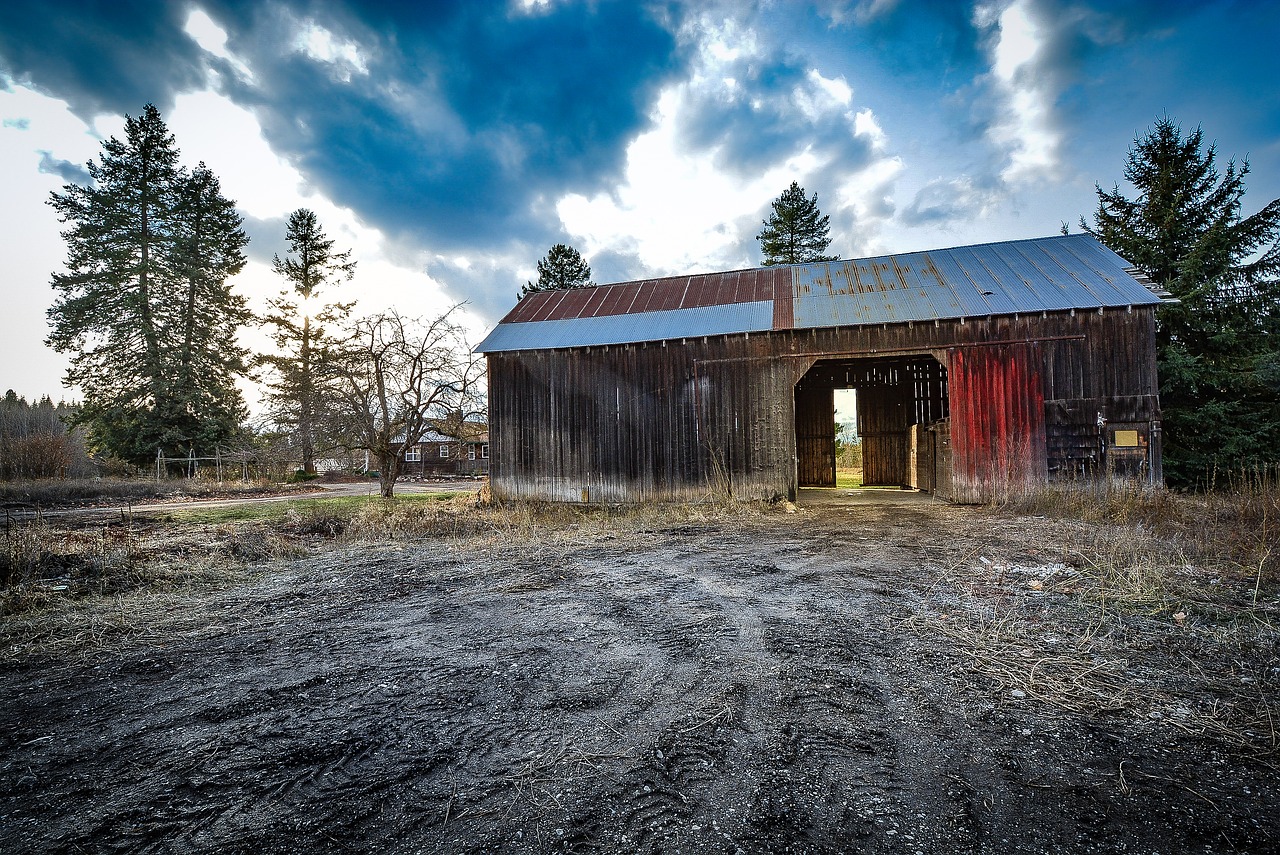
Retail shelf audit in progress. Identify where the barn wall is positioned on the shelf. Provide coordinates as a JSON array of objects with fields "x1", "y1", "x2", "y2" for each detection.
[
  {"x1": 486, "y1": 307, "x2": 1159, "y2": 503},
  {"x1": 486, "y1": 336, "x2": 810, "y2": 503}
]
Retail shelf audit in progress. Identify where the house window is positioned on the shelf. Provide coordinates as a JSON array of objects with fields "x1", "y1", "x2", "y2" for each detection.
[
  {"x1": 481, "y1": 444, "x2": 489, "y2": 459},
  {"x1": 439, "y1": 445, "x2": 450, "y2": 458},
  {"x1": 468, "y1": 446, "x2": 476, "y2": 460},
  {"x1": 404, "y1": 446, "x2": 421, "y2": 462}
]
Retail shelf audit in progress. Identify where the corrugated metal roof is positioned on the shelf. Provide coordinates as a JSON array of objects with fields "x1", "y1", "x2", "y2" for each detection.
[{"x1": 476, "y1": 234, "x2": 1159, "y2": 353}]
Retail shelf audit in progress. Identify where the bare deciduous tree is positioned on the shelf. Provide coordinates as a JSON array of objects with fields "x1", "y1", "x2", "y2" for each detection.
[{"x1": 330, "y1": 309, "x2": 484, "y2": 498}]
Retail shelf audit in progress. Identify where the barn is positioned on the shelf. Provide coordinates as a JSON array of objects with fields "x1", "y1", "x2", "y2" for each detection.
[{"x1": 476, "y1": 234, "x2": 1165, "y2": 504}]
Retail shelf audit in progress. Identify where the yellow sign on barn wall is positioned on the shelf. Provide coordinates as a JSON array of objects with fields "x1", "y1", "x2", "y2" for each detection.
[{"x1": 1113, "y1": 429, "x2": 1140, "y2": 448}]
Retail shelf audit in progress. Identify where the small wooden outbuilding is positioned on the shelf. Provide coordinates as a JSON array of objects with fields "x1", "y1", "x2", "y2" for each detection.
[{"x1": 477, "y1": 234, "x2": 1164, "y2": 503}]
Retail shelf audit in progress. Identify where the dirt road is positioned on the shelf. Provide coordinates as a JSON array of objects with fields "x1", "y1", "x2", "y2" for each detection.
[{"x1": 1, "y1": 499, "x2": 1276, "y2": 853}]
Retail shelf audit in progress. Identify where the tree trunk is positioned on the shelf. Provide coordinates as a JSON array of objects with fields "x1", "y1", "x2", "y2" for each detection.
[
  {"x1": 301, "y1": 315, "x2": 315, "y2": 475},
  {"x1": 378, "y1": 451, "x2": 397, "y2": 498}
]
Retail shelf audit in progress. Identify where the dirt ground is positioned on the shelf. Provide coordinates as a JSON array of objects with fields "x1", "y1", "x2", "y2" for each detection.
[{"x1": 1, "y1": 495, "x2": 1277, "y2": 853}]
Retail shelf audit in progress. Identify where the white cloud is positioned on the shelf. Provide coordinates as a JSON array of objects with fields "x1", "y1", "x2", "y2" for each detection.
[
  {"x1": 169, "y1": 91, "x2": 308, "y2": 221},
  {"x1": 901, "y1": 175, "x2": 1000, "y2": 227},
  {"x1": 977, "y1": 0, "x2": 1061, "y2": 184},
  {"x1": 294, "y1": 20, "x2": 369, "y2": 82},
  {"x1": 0, "y1": 83, "x2": 474, "y2": 406},
  {"x1": 510, "y1": 0, "x2": 554, "y2": 15},
  {"x1": 0, "y1": 86, "x2": 110, "y2": 399},
  {"x1": 833, "y1": 150, "x2": 905, "y2": 253},
  {"x1": 853, "y1": 108, "x2": 887, "y2": 151},
  {"x1": 557, "y1": 89, "x2": 796, "y2": 274},
  {"x1": 820, "y1": 0, "x2": 901, "y2": 26},
  {"x1": 184, "y1": 7, "x2": 254, "y2": 81}
]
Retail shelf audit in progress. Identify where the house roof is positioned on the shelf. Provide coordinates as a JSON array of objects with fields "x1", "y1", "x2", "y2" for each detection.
[
  {"x1": 475, "y1": 234, "x2": 1161, "y2": 353},
  {"x1": 395, "y1": 420, "x2": 488, "y2": 445}
]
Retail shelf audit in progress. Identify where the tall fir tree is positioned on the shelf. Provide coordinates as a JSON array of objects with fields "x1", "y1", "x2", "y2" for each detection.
[
  {"x1": 259, "y1": 209, "x2": 356, "y2": 474},
  {"x1": 46, "y1": 104, "x2": 250, "y2": 465},
  {"x1": 1084, "y1": 118, "x2": 1280, "y2": 485},
  {"x1": 757, "y1": 181, "x2": 839, "y2": 266},
  {"x1": 521, "y1": 243, "x2": 593, "y2": 297},
  {"x1": 167, "y1": 163, "x2": 252, "y2": 450}
]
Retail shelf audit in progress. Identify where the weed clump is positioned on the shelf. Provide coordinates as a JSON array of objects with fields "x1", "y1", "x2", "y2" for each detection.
[{"x1": 1011, "y1": 473, "x2": 1280, "y2": 596}]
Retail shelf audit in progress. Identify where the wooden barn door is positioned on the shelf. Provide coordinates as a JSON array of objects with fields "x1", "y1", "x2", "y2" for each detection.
[
  {"x1": 795, "y1": 384, "x2": 835, "y2": 487},
  {"x1": 947, "y1": 343, "x2": 1047, "y2": 502}
]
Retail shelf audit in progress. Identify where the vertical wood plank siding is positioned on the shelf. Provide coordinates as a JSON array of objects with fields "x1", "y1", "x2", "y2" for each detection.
[
  {"x1": 487, "y1": 307, "x2": 1159, "y2": 503},
  {"x1": 947, "y1": 342, "x2": 1047, "y2": 503},
  {"x1": 794, "y1": 384, "x2": 835, "y2": 487}
]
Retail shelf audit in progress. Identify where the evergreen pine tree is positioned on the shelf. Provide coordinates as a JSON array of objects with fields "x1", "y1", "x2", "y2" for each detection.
[
  {"x1": 1084, "y1": 118, "x2": 1280, "y2": 485},
  {"x1": 521, "y1": 243, "x2": 593, "y2": 297},
  {"x1": 258, "y1": 209, "x2": 356, "y2": 475},
  {"x1": 757, "y1": 181, "x2": 839, "y2": 266},
  {"x1": 46, "y1": 104, "x2": 251, "y2": 465},
  {"x1": 166, "y1": 162, "x2": 252, "y2": 451}
]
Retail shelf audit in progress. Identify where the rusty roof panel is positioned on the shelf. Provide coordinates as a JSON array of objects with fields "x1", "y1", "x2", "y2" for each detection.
[
  {"x1": 720, "y1": 270, "x2": 742, "y2": 306},
  {"x1": 679, "y1": 274, "x2": 707, "y2": 308},
  {"x1": 555, "y1": 287, "x2": 594, "y2": 319},
  {"x1": 524, "y1": 290, "x2": 566, "y2": 323},
  {"x1": 629, "y1": 279, "x2": 658, "y2": 314},
  {"x1": 578, "y1": 285, "x2": 610, "y2": 317},
  {"x1": 593, "y1": 284, "x2": 625, "y2": 316},
  {"x1": 649, "y1": 277, "x2": 687, "y2": 312},
  {"x1": 504, "y1": 290, "x2": 552, "y2": 324}
]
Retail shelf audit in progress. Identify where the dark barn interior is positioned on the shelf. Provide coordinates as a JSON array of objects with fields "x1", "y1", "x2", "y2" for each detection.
[{"x1": 794, "y1": 356, "x2": 948, "y2": 489}]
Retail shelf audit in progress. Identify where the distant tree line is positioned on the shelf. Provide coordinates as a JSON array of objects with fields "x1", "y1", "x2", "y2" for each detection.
[{"x1": 0, "y1": 391, "x2": 95, "y2": 480}]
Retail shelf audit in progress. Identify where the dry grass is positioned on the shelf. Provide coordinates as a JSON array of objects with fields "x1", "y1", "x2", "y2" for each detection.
[
  {"x1": 0, "y1": 492, "x2": 783, "y2": 620},
  {"x1": 0, "y1": 517, "x2": 299, "y2": 617},
  {"x1": 913, "y1": 478, "x2": 1280, "y2": 757},
  {"x1": 921, "y1": 598, "x2": 1279, "y2": 755},
  {"x1": 1010, "y1": 473, "x2": 1280, "y2": 595},
  {"x1": 0, "y1": 476, "x2": 305, "y2": 510}
]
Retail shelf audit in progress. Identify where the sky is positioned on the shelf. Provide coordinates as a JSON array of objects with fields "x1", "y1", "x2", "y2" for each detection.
[{"x1": 2, "y1": 0, "x2": 1279, "y2": 406}]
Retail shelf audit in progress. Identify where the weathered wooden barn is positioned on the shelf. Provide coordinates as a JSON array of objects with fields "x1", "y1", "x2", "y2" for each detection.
[{"x1": 477, "y1": 234, "x2": 1164, "y2": 503}]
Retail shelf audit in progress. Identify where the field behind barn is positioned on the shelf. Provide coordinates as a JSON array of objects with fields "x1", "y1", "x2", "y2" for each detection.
[{"x1": 1, "y1": 488, "x2": 1277, "y2": 854}]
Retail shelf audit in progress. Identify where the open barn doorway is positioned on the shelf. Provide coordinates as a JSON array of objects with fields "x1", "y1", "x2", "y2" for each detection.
[{"x1": 794, "y1": 355, "x2": 950, "y2": 492}]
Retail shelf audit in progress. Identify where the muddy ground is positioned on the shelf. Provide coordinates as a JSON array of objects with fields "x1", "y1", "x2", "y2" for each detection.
[{"x1": 1, "y1": 497, "x2": 1277, "y2": 853}]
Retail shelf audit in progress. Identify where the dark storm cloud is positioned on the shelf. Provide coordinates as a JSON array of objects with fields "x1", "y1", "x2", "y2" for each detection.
[
  {"x1": 0, "y1": 1, "x2": 687, "y2": 258},
  {"x1": 203, "y1": 0, "x2": 686, "y2": 252},
  {"x1": 36, "y1": 150, "x2": 91, "y2": 186},
  {"x1": 0, "y1": 0, "x2": 206, "y2": 119}
]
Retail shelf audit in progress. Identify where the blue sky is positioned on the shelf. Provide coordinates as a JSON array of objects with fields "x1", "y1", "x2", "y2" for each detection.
[{"x1": 2, "y1": 0, "x2": 1278, "y2": 403}]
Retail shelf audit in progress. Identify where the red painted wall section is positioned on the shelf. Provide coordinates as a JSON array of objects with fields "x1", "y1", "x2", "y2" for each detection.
[{"x1": 947, "y1": 343, "x2": 1047, "y2": 502}]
